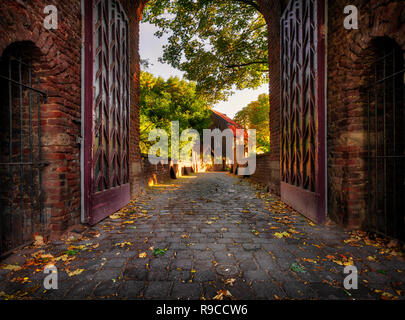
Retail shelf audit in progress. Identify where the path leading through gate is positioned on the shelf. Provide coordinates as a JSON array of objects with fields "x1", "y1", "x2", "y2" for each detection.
[{"x1": 0, "y1": 172, "x2": 404, "y2": 300}]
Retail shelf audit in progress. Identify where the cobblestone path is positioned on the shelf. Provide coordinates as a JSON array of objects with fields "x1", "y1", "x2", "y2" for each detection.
[{"x1": 1, "y1": 172, "x2": 404, "y2": 300}]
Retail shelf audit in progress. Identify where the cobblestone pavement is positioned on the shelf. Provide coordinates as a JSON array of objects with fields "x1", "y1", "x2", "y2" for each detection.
[{"x1": 1, "y1": 172, "x2": 404, "y2": 300}]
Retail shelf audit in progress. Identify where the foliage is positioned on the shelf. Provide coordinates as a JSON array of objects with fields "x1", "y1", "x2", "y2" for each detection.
[
  {"x1": 234, "y1": 93, "x2": 269, "y2": 153},
  {"x1": 140, "y1": 71, "x2": 212, "y2": 154},
  {"x1": 143, "y1": 0, "x2": 268, "y2": 103}
]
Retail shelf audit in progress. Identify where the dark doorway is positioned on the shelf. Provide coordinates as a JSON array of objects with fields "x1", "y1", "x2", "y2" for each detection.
[
  {"x1": 366, "y1": 37, "x2": 405, "y2": 241},
  {"x1": 0, "y1": 42, "x2": 47, "y2": 256}
]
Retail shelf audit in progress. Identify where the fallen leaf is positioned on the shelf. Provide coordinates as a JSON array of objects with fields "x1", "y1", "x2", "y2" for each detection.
[
  {"x1": 1, "y1": 265, "x2": 22, "y2": 272},
  {"x1": 274, "y1": 231, "x2": 291, "y2": 239},
  {"x1": 139, "y1": 252, "x2": 147, "y2": 258},
  {"x1": 302, "y1": 258, "x2": 317, "y2": 264},
  {"x1": 213, "y1": 289, "x2": 233, "y2": 300},
  {"x1": 34, "y1": 235, "x2": 45, "y2": 247},
  {"x1": 380, "y1": 292, "x2": 397, "y2": 300},
  {"x1": 290, "y1": 262, "x2": 306, "y2": 273},
  {"x1": 224, "y1": 278, "x2": 236, "y2": 286},
  {"x1": 115, "y1": 242, "x2": 132, "y2": 247},
  {"x1": 153, "y1": 248, "x2": 167, "y2": 256},
  {"x1": 66, "y1": 268, "x2": 84, "y2": 277}
]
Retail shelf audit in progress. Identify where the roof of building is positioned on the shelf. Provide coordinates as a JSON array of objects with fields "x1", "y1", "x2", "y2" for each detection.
[{"x1": 210, "y1": 109, "x2": 247, "y2": 138}]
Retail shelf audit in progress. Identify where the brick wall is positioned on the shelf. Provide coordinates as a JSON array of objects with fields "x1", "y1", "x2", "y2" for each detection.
[
  {"x1": 122, "y1": 0, "x2": 146, "y2": 198},
  {"x1": 256, "y1": 0, "x2": 290, "y2": 195},
  {"x1": 0, "y1": 0, "x2": 147, "y2": 243},
  {"x1": 141, "y1": 154, "x2": 190, "y2": 186},
  {"x1": 141, "y1": 155, "x2": 171, "y2": 186},
  {"x1": 0, "y1": 0, "x2": 82, "y2": 237},
  {"x1": 327, "y1": 0, "x2": 405, "y2": 228},
  {"x1": 249, "y1": 153, "x2": 271, "y2": 186}
]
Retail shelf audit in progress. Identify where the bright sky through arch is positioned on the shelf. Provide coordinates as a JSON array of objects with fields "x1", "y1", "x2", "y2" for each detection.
[{"x1": 139, "y1": 21, "x2": 269, "y2": 119}]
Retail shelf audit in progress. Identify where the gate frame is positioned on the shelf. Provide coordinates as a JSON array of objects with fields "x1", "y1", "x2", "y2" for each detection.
[{"x1": 83, "y1": 0, "x2": 131, "y2": 225}]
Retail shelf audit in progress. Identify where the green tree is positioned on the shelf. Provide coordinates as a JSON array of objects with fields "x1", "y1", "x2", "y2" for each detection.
[
  {"x1": 143, "y1": 0, "x2": 268, "y2": 103},
  {"x1": 140, "y1": 71, "x2": 212, "y2": 154},
  {"x1": 234, "y1": 93, "x2": 269, "y2": 153}
]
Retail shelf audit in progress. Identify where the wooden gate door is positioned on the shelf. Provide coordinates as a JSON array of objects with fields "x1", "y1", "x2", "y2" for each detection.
[
  {"x1": 280, "y1": 0, "x2": 326, "y2": 223},
  {"x1": 84, "y1": 0, "x2": 130, "y2": 225}
]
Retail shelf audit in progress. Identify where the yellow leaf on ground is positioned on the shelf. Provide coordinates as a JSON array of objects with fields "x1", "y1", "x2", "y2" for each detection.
[
  {"x1": 274, "y1": 231, "x2": 291, "y2": 239},
  {"x1": 34, "y1": 235, "x2": 45, "y2": 247},
  {"x1": 213, "y1": 289, "x2": 233, "y2": 300},
  {"x1": 109, "y1": 213, "x2": 121, "y2": 219},
  {"x1": 224, "y1": 278, "x2": 236, "y2": 286},
  {"x1": 55, "y1": 254, "x2": 71, "y2": 262},
  {"x1": 1, "y1": 265, "x2": 22, "y2": 271},
  {"x1": 381, "y1": 292, "x2": 397, "y2": 300},
  {"x1": 115, "y1": 242, "x2": 132, "y2": 247},
  {"x1": 66, "y1": 268, "x2": 84, "y2": 277},
  {"x1": 302, "y1": 258, "x2": 317, "y2": 264},
  {"x1": 139, "y1": 252, "x2": 147, "y2": 258}
]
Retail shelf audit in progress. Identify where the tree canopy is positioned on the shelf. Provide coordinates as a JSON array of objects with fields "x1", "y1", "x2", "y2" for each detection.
[
  {"x1": 140, "y1": 71, "x2": 212, "y2": 154},
  {"x1": 143, "y1": 0, "x2": 268, "y2": 103},
  {"x1": 234, "y1": 93, "x2": 270, "y2": 153}
]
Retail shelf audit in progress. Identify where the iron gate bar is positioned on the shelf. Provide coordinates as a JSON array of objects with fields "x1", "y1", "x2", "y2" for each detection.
[
  {"x1": 0, "y1": 75, "x2": 48, "y2": 97},
  {"x1": 28, "y1": 58, "x2": 34, "y2": 235},
  {"x1": 366, "y1": 44, "x2": 405, "y2": 241},
  {"x1": 0, "y1": 55, "x2": 47, "y2": 256},
  {"x1": 0, "y1": 162, "x2": 50, "y2": 165},
  {"x1": 37, "y1": 77, "x2": 44, "y2": 226},
  {"x1": 19, "y1": 56, "x2": 24, "y2": 244},
  {"x1": 8, "y1": 56, "x2": 14, "y2": 251}
]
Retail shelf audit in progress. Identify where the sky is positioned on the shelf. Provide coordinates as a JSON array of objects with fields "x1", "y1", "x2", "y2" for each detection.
[{"x1": 139, "y1": 22, "x2": 269, "y2": 119}]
